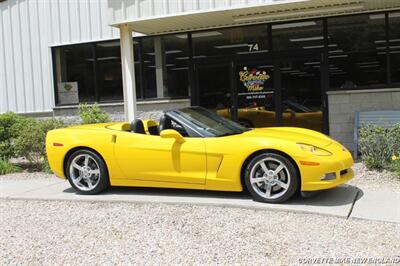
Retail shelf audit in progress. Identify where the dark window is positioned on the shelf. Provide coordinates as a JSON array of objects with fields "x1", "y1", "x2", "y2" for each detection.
[
  {"x1": 192, "y1": 25, "x2": 269, "y2": 58},
  {"x1": 54, "y1": 40, "x2": 142, "y2": 105},
  {"x1": 272, "y1": 20, "x2": 323, "y2": 51},
  {"x1": 280, "y1": 57, "x2": 323, "y2": 132},
  {"x1": 162, "y1": 34, "x2": 189, "y2": 97},
  {"x1": 389, "y1": 12, "x2": 400, "y2": 84},
  {"x1": 327, "y1": 14, "x2": 386, "y2": 53},
  {"x1": 140, "y1": 38, "x2": 157, "y2": 98},
  {"x1": 54, "y1": 44, "x2": 96, "y2": 104},
  {"x1": 329, "y1": 52, "x2": 387, "y2": 89},
  {"x1": 96, "y1": 41, "x2": 123, "y2": 102},
  {"x1": 391, "y1": 53, "x2": 400, "y2": 84}
]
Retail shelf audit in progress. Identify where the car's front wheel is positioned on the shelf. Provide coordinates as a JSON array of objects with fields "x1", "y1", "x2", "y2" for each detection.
[
  {"x1": 66, "y1": 149, "x2": 109, "y2": 195},
  {"x1": 244, "y1": 152, "x2": 299, "y2": 203}
]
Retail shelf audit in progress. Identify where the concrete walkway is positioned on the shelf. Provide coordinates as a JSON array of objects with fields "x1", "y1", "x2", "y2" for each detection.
[{"x1": 1, "y1": 178, "x2": 399, "y2": 223}]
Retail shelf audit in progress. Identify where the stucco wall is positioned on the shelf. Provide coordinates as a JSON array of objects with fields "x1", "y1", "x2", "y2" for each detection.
[{"x1": 328, "y1": 88, "x2": 400, "y2": 151}]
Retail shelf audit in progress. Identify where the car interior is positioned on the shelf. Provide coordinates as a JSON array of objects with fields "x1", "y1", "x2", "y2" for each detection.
[{"x1": 129, "y1": 115, "x2": 189, "y2": 137}]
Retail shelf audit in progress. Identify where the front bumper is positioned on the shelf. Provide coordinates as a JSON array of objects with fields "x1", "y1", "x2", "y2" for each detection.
[{"x1": 298, "y1": 146, "x2": 354, "y2": 191}]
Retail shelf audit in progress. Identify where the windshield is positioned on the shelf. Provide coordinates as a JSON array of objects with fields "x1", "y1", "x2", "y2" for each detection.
[{"x1": 172, "y1": 107, "x2": 250, "y2": 137}]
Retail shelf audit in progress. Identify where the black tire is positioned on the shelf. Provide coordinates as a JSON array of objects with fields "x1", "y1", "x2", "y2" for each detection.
[
  {"x1": 244, "y1": 152, "x2": 299, "y2": 203},
  {"x1": 66, "y1": 149, "x2": 110, "y2": 195}
]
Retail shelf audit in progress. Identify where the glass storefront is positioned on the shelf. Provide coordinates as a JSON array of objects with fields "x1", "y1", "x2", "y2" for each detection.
[{"x1": 53, "y1": 11, "x2": 400, "y2": 133}]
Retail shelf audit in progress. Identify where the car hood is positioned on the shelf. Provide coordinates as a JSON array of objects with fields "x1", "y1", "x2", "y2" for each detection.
[{"x1": 242, "y1": 127, "x2": 333, "y2": 147}]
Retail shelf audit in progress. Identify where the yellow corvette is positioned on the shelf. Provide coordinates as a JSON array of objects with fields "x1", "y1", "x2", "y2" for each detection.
[{"x1": 46, "y1": 107, "x2": 354, "y2": 203}]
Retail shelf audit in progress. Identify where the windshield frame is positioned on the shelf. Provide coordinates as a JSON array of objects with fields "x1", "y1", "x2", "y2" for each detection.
[{"x1": 166, "y1": 107, "x2": 250, "y2": 138}]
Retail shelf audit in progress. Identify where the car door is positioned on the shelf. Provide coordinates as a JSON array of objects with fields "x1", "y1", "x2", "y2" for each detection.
[{"x1": 113, "y1": 131, "x2": 206, "y2": 184}]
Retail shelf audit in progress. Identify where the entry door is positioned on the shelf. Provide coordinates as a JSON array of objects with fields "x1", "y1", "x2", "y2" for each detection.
[
  {"x1": 233, "y1": 61, "x2": 277, "y2": 128},
  {"x1": 114, "y1": 132, "x2": 207, "y2": 184},
  {"x1": 278, "y1": 56, "x2": 324, "y2": 132},
  {"x1": 233, "y1": 56, "x2": 325, "y2": 132}
]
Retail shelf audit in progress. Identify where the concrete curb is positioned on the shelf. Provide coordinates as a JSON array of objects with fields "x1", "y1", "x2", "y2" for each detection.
[{"x1": 1, "y1": 179, "x2": 399, "y2": 223}]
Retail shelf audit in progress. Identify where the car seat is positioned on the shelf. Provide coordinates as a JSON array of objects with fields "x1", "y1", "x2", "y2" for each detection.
[
  {"x1": 131, "y1": 119, "x2": 146, "y2": 134},
  {"x1": 158, "y1": 115, "x2": 172, "y2": 132}
]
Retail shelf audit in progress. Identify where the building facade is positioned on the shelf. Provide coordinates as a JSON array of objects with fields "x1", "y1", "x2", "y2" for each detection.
[{"x1": 1, "y1": 0, "x2": 400, "y2": 151}]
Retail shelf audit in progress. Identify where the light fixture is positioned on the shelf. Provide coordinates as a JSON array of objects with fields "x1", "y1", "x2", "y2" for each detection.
[
  {"x1": 176, "y1": 55, "x2": 208, "y2": 60},
  {"x1": 329, "y1": 54, "x2": 348, "y2": 58},
  {"x1": 299, "y1": 43, "x2": 337, "y2": 49},
  {"x1": 357, "y1": 61, "x2": 379, "y2": 65},
  {"x1": 170, "y1": 67, "x2": 189, "y2": 71},
  {"x1": 281, "y1": 70, "x2": 301, "y2": 74},
  {"x1": 290, "y1": 36, "x2": 323, "y2": 42},
  {"x1": 290, "y1": 71, "x2": 307, "y2": 75},
  {"x1": 370, "y1": 12, "x2": 400, "y2": 20},
  {"x1": 258, "y1": 65, "x2": 274, "y2": 68},
  {"x1": 359, "y1": 65, "x2": 380, "y2": 68},
  {"x1": 146, "y1": 50, "x2": 182, "y2": 55},
  {"x1": 272, "y1": 21, "x2": 316, "y2": 30},
  {"x1": 303, "y1": 45, "x2": 324, "y2": 49},
  {"x1": 378, "y1": 51, "x2": 400, "y2": 55},
  {"x1": 214, "y1": 43, "x2": 249, "y2": 49},
  {"x1": 236, "y1": 50, "x2": 269, "y2": 55},
  {"x1": 376, "y1": 45, "x2": 400, "y2": 50},
  {"x1": 375, "y1": 39, "x2": 400, "y2": 44},
  {"x1": 85, "y1": 56, "x2": 120, "y2": 61},
  {"x1": 328, "y1": 49, "x2": 344, "y2": 53},
  {"x1": 147, "y1": 64, "x2": 175, "y2": 68},
  {"x1": 304, "y1": 61, "x2": 320, "y2": 65}
]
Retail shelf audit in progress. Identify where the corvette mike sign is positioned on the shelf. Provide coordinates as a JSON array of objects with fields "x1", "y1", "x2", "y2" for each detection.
[{"x1": 238, "y1": 66, "x2": 274, "y2": 103}]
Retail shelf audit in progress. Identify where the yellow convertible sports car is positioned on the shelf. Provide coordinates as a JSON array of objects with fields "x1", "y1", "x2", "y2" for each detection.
[{"x1": 46, "y1": 107, "x2": 354, "y2": 203}]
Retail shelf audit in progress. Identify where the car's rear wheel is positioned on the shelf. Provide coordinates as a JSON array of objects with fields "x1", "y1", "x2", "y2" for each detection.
[
  {"x1": 244, "y1": 152, "x2": 299, "y2": 203},
  {"x1": 66, "y1": 149, "x2": 109, "y2": 195}
]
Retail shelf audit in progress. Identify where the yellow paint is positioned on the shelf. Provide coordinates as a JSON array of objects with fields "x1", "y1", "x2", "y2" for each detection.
[{"x1": 46, "y1": 123, "x2": 354, "y2": 193}]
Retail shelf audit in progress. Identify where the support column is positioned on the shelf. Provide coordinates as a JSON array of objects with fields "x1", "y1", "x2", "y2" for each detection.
[{"x1": 119, "y1": 24, "x2": 137, "y2": 121}]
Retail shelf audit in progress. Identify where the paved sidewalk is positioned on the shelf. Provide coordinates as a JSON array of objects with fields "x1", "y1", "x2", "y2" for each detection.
[{"x1": 1, "y1": 178, "x2": 399, "y2": 223}]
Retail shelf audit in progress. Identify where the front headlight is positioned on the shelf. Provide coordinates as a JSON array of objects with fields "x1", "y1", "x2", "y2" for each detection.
[{"x1": 297, "y1": 143, "x2": 332, "y2": 156}]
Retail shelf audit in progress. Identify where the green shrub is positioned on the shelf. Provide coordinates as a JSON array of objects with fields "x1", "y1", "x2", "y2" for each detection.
[
  {"x1": 0, "y1": 158, "x2": 21, "y2": 175},
  {"x1": 359, "y1": 124, "x2": 400, "y2": 170},
  {"x1": 0, "y1": 112, "x2": 27, "y2": 159},
  {"x1": 78, "y1": 103, "x2": 110, "y2": 124},
  {"x1": 391, "y1": 157, "x2": 400, "y2": 177},
  {"x1": 387, "y1": 124, "x2": 400, "y2": 156},
  {"x1": 12, "y1": 118, "x2": 64, "y2": 170}
]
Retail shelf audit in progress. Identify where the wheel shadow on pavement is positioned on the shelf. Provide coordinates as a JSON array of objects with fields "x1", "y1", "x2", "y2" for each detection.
[{"x1": 62, "y1": 184, "x2": 363, "y2": 207}]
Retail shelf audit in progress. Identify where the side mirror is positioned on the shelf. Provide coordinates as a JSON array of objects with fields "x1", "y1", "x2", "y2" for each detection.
[{"x1": 160, "y1": 129, "x2": 185, "y2": 144}]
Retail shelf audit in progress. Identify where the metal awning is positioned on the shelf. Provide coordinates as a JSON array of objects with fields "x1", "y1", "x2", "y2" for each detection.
[{"x1": 110, "y1": 0, "x2": 400, "y2": 35}]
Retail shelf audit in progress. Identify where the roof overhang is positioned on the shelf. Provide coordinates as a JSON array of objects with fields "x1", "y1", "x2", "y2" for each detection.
[{"x1": 110, "y1": 0, "x2": 400, "y2": 35}]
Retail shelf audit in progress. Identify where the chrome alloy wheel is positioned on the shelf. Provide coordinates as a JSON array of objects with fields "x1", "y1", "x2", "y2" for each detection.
[
  {"x1": 249, "y1": 157, "x2": 291, "y2": 200},
  {"x1": 69, "y1": 154, "x2": 101, "y2": 191}
]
